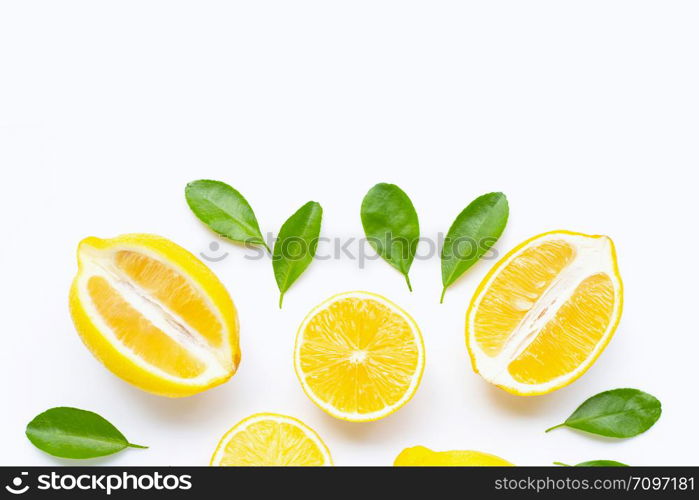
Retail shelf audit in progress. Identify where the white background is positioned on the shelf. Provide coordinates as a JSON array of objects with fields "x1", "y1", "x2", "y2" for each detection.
[{"x1": 1, "y1": 1, "x2": 698, "y2": 467}]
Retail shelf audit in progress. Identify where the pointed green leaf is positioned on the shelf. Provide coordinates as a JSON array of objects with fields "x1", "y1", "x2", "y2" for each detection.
[
  {"x1": 554, "y1": 460, "x2": 629, "y2": 467},
  {"x1": 185, "y1": 179, "x2": 269, "y2": 250},
  {"x1": 273, "y1": 201, "x2": 323, "y2": 307},
  {"x1": 546, "y1": 388, "x2": 661, "y2": 438},
  {"x1": 361, "y1": 183, "x2": 419, "y2": 291},
  {"x1": 440, "y1": 192, "x2": 508, "y2": 302},
  {"x1": 26, "y1": 407, "x2": 146, "y2": 459}
]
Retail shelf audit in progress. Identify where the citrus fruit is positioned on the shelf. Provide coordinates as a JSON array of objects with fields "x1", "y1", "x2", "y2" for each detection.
[
  {"x1": 466, "y1": 230, "x2": 623, "y2": 396},
  {"x1": 69, "y1": 234, "x2": 240, "y2": 397},
  {"x1": 210, "y1": 413, "x2": 332, "y2": 466},
  {"x1": 394, "y1": 446, "x2": 513, "y2": 466},
  {"x1": 294, "y1": 291, "x2": 425, "y2": 422}
]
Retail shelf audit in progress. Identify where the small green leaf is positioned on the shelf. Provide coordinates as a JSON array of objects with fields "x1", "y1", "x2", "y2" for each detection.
[
  {"x1": 185, "y1": 180, "x2": 269, "y2": 250},
  {"x1": 546, "y1": 388, "x2": 661, "y2": 438},
  {"x1": 26, "y1": 407, "x2": 146, "y2": 459},
  {"x1": 440, "y1": 192, "x2": 509, "y2": 302},
  {"x1": 273, "y1": 201, "x2": 323, "y2": 307},
  {"x1": 361, "y1": 183, "x2": 420, "y2": 291},
  {"x1": 577, "y1": 460, "x2": 629, "y2": 467},
  {"x1": 554, "y1": 460, "x2": 629, "y2": 467}
]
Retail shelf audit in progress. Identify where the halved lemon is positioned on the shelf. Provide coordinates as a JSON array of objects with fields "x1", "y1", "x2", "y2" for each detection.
[
  {"x1": 69, "y1": 234, "x2": 240, "y2": 397},
  {"x1": 394, "y1": 446, "x2": 513, "y2": 466},
  {"x1": 466, "y1": 230, "x2": 623, "y2": 396},
  {"x1": 210, "y1": 413, "x2": 332, "y2": 466},
  {"x1": 294, "y1": 291, "x2": 425, "y2": 422}
]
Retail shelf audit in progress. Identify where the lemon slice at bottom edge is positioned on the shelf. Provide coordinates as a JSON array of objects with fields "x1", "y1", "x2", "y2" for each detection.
[
  {"x1": 210, "y1": 413, "x2": 332, "y2": 466},
  {"x1": 394, "y1": 446, "x2": 514, "y2": 466}
]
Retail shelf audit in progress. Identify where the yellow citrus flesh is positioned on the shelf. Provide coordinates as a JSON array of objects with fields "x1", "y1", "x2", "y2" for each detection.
[
  {"x1": 87, "y1": 276, "x2": 207, "y2": 379},
  {"x1": 473, "y1": 240, "x2": 576, "y2": 357},
  {"x1": 210, "y1": 413, "x2": 332, "y2": 466},
  {"x1": 69, "y1": 234, "x2": 240, "y2": 397},
  {"x1": 466, "y1": 230, "x2": 623, "y2": 396},
  {"x1": 294, "y1": 292, "x2": 425, "y2": 422},
  {"x1": 115, "y1": 250, "x2": 224, "y2": 348},
  {"x1": 394, "y1": 446, "x2": 513, "y2": 466}
]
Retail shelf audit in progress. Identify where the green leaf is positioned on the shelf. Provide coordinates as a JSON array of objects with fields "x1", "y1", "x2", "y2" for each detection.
[
  {"x1": 577, "y1": 460, "x2": 629, "y2": 467},
  {"x1": 440, "y1": 192, "x2": 509, "y2": 302},
  {"x1": 554, "y1": 460, "x2": 629, "y2": 467},
  {"x1": 546, "y1": 388, "x2": 662, "y2": 438},
  {"x1": 185, "y1": 179, "x2": 269, "y2": 250},
  {"x1": 273, "y1": 201, "x2": 323, "y2": 307},
  {"x1": 360, "y1": 183, "x2": 420, "y2": 291},
  {"x1": 26, "y1": 407, "x2": 147, "y2": 459}
]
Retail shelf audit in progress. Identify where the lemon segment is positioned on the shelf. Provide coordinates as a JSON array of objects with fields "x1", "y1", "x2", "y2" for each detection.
[
  {"x1": 114, "y1": 250, "x2": 224, "y2": 348},
  {"x1": 86, "y1": 276, "x2": 207, "y2": 378},
  {"x1": 473, "y1": 239, "x2": 576, "y2": 357},
  {"x1": 466, "y1": 230, "x2": 623, "y2": 396},
  {"x1": 508, "y1": 272, "x2": 615, "y2": 384},
  {"x1": 210, "y1": 413, "x2": 332, "y2": 466},
  {"x1": 294, "y1": 292, "x2": 425, "y2": 422},
  {"x1": 394, "y1": 446, "x2": 513, "y2": 466},
  {"x1": 69, "y1": 234, "x2": 241, "y2": 397}
]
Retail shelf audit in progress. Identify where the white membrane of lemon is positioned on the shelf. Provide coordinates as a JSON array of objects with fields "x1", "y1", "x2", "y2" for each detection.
[
  {"x1": 77, "y1": 244, "x2": 233, "y2": 385},
  {"x1": 469, "y1": 234, "x2": 621, "y2": 392},
  {"x1": 295, "y1": 292, "x2": 425, "y2": 421},
  {"x1": 211, "y1": 415, "x2": 332, "y2": 465}
]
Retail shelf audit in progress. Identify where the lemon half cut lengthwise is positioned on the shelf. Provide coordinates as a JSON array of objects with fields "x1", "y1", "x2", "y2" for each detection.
[
  {"x1": 294, "y1": 292, "x2": 425, "y2": 422},
  {"x1": 466, "y1": 230, "x2": 623, "y2": 396},
  {"x1": 69, "y1": 234, "x2": 241, "y2": 397}
]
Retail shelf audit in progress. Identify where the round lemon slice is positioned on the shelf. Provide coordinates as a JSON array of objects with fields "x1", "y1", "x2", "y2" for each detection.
[
  {"x1": 466, "y1": 230, "x2": 623, "y2": 396},
  {"x1": 294, "y1": 291, "x2": 425, "y2": 422},
  {"x1": 210, "y1": 413, "x2": 332, "y2": 466},
  {"x1": 69, "y1": 234, "x2": 240, "y2": 397},
  {"x1": 394, "y1": 446, "x2": 513, "y2": 466}
]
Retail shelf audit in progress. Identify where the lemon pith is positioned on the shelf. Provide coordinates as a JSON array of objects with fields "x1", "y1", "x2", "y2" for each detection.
[
  {"x1": 210, "y1": 413, "x2": 332, "y2": 466},
  {"x1": 466, "y1": 230, "x2": 623, "y2": 396},
  {"x1": 394, "y1": 446, "x2": 514, "y2": 466},
  {"x1": 69, "y1": 234, "x2": 240, "y2": 397},
  {"x1": 294, "y1": 291, "x2": 425, "y2": 422}
]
